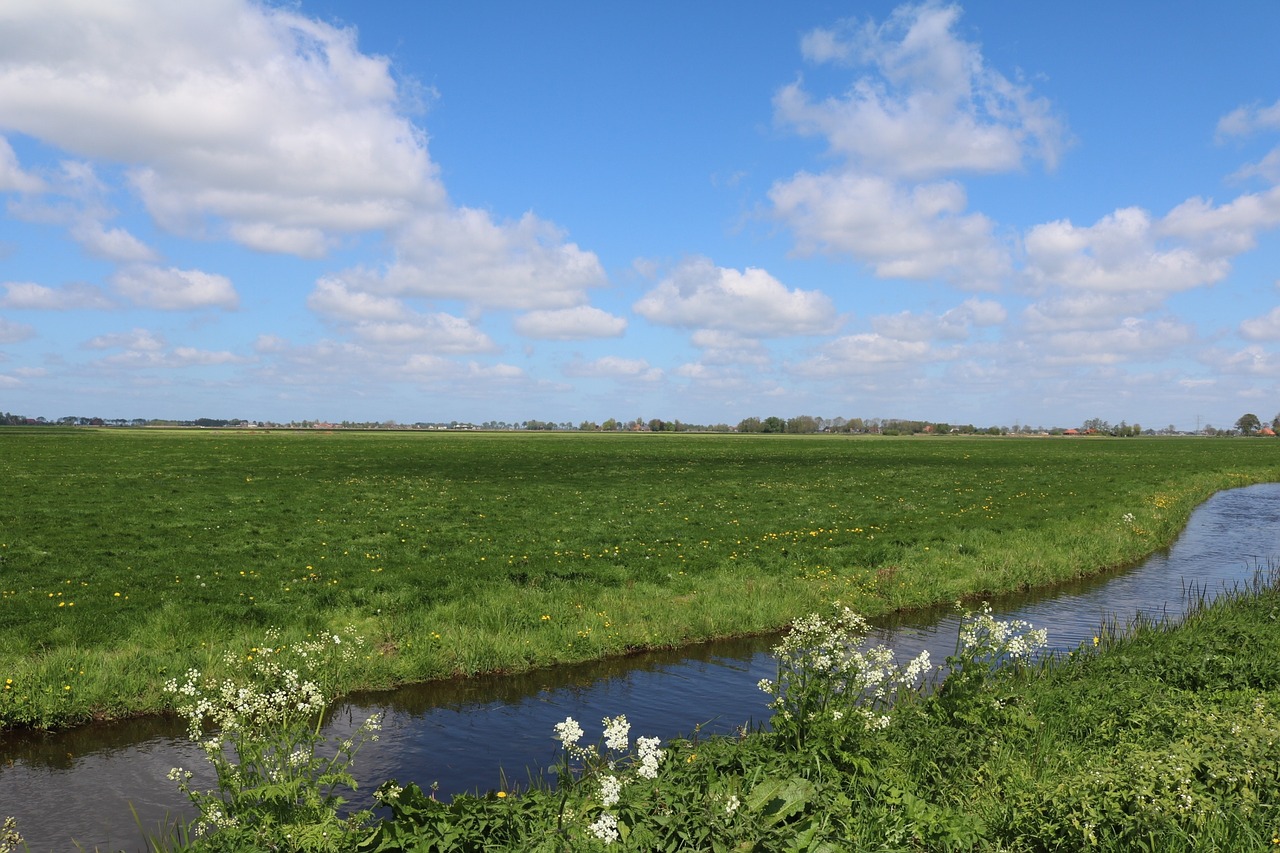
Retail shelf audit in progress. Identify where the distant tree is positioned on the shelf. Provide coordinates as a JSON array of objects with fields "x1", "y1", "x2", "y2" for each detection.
[
  {"x1": 786, "y1": 415, "x2": 819, "y2": 434},
  {"x1": 737, "y1": 417, "x2": 762, "y2": 433},
  {"x1": 761, "y1": 416, "x2": 786, "y2": 434},
  {"x1": 648, "y1": 418, "x2": 665, "y2": 432},
  {"x1": 1236, "y1": 413, "x2": 1262, "y2": 435}
]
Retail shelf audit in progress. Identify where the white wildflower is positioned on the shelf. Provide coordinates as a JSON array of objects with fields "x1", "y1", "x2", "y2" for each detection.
[
  {"x1": 636, "y1": 736, "x2": 663, "y2": 780},
  {"x1": 599, "y1": 774, "x2": 623, "y2": 807},
  {"x1": 554, "y1": 716, "x2": 584, "y2": 748},
  {"x1": 588, "y1": 812, "x2": 619, "y2": 844},
  {"x1": 603, "y1": 714, "x2": 630, "y2": 752}
]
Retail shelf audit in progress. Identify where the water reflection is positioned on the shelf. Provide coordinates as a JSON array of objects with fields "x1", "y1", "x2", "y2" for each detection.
[{"x1": 5, "y1": 483, "x2": 1280, "y2": 852}]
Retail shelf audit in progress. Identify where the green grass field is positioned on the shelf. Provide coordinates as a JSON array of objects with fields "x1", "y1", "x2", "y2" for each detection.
[{"x1": 3, "y1": 428, "x2": 1279, "y2": 730}]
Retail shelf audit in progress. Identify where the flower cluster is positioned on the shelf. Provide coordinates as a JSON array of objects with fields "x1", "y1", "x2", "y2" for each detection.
[
  {"x1": 162, "y1": 625, "x2": 380, "y2": 848},
  {"x1": 0, "y1": 817, "x2": 23, "y2": 853},
  {"x1": 552, "y1": 714, "x2": 666, "y2": 845},
  {"x1": 957, "y1": 603, "x2": 1048, "y2": 668},
  {"x1": 760, "y1": 604, "x2": 931, "y2": 744}
]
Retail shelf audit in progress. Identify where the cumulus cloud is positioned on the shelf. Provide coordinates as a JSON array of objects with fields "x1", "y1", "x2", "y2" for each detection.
[
  {"x1": 372, "y1": 210, "x2": 607, "y2": 310},
  {"x1": 112, "y1": 265, "x2": 239, "y2": 310},
  {"x1": 70, "y1": 221, "x2": 158, "y2": 263},
  {"x1": 1024, "y1": 189, "x2": 1280, "y2": 307},
  {"x1": 634, "y1": 257, "x2": 840, "y2": 336},
  {"x1": 0, "y1": 137, "x2": 43, "y2": 193},
  {"x1": 783, "y1": 3, "x2": 1065, "y2": 179},
  {"x1": 1022, "y1": 291, "x2": 1164, "y2": 333},
  {"x1": 1203, "y1": 345, "x2": 1273, "y2": 377},
  {"x1": 1, "y1": 281, "x2": 114, "y2": 310},
  {"x1": 84, "y1": 328, "x2": 166, "y2": 351},
  {"x1": 349, "y1": 315, "x2": 496, "y2": 354},
  {"x1": 563, "y1": 355, "x2": 663, "y2": 382},
  {"x1": 1040, "y1": 318, "x2": 1195, "y2": 366},
  {"x1": 0, "y1": 1, "x2": 442, "y2": 252},
  {"x1": 0, "y1": 315, "x2": 35, "y2": 343},
  {"x1": 770, "y1": 3, "x2": 1066, "y2": 290},
  {"x1": 791, "y1": 332, "x2": 935, "y2": 378},
  {"x1": 1216, "y1": 99, "x2": 1280, "y2": 139},
  {"x1": 403, "y1": 356, "x2": 524, "y2": 381},
  {"x1": 308, "y1": 277, "x2": 408, "y2": 322},
  {"x1": 1240, "y1": 306, "x2": 1280, "y2": 341},
  {"x1": 770, "y1": 172, "x2": 1008, "y2": 285},
  {"x1": 1024, "y1": 208, "x2": 1230, "y2": 295},
  {"x1": 872, "y1": 298, "x2": 1006, "y2": 342},
  {"x1": 513, "y1": 306, "x2": 627, "y2": 340},
  {"x1": 690, "y1": 329, "x2": 772, "y2": 366}
]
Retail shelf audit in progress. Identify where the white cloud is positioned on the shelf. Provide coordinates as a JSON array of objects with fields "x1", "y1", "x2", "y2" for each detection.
[
  {"x1": 771, "y1": 3, "x2": 1065, "y2": 290},
  {"x1": 768, "y1": 171, "x2": 1009, "y2": 286},
  {"x1": 0, "y1": 137, "x2": 43, "y2": 192},
  {"x1": 1023, "y1": 207, "x2": 1230, "y2": 294},
  {"x1": 1203, "y1": 345, "x2": 1274, "y2": 377},
  {"x1": 513, "y1": 306, "x2": 627, "y2": 340},
  {"x1": 1216, "y1": 98, "x2": 1280, "y2": 139},
  {"x1": 169, "y1": 347, "x2": 249, "y2": 366},
  {"x1": 1024, "y1": 189, "x2": 1280, "y2": 311},
  {"x1": 308, "y1": 277, "x2": 407, "y2": 322},
  {"x1": 1, "y1": 281, "x2": 113, "y2": 310},
  {"x1": 228, "y1": 222, "x2": 329, "y2": 258},
  {"x1": 0, "y1": 315, "x2": 35, "y2": 343},
  {"x1": 690, "y1": 329, "x2": 772, "y2": 366},
  {"x1": 112, "y1": 265, "x2": 239, "y2": 310},
  {"x1": 1160, "y1": 187, "x2": 1280, "y2": 256},
  {"x1": 0, "y1": 1, "x2": 442, "y2": 253},
  {"x1": 85, "y1": 328, "x2": 166, "y2": 351},
  {"x1": 349, "y1": 315, "x2": 496, "y2": 354},
  {"x1": 69, "y1": 221, "x2": 158, "y2": 263},
  {"x1": 634, "y1": 257, "x2": 840, "y2": 336},
  {"x1": 783, "y1": 3, "x2": 1065, "y2": 179},
  {"x1": 403, "y1": 356, "x2": 524, "y2": 381},
  {"x1": 1240, "y1": 307, "x2": 1280, "y2": 341},
  {"x1": 872, "y1": 298, "x2": 1006, "y2": 341},
  {"x1": 1041, "y1": 318, "x2": 1195, "y2": 366},
  {"x1": 374, "y1": 209, "x2": 607, "y2": 310},
  {"x1": 792, "y1": 332, "x2": 935, "y2": 378},
  {"x1": 564, "y1": 355, "x2": 663, "y2": 382},
  {"x1": 1022, "y1": 291, "x2": 1163, "y2": 333},
  {"x1": 1232, "y1": 148, "x2": 1280, "y2": 184}
]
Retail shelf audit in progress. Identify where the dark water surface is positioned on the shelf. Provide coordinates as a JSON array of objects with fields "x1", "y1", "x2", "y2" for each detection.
[{"x1": 6, "y1": 483, "x2": 1280, "y2": 852}]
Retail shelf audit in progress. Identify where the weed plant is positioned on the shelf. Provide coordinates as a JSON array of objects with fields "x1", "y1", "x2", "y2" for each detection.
[{"x1": 2, "y1": 429, "x2": 1279, "y2": 730}]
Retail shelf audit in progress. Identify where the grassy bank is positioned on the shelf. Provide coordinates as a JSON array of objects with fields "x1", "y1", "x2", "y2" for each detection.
[
  {"x1": 149, "y1": 569, "x2": 1280, "y2": 851},
  {"x1": 2, "y1": 429, "x2": 1279, "y2": 730}
]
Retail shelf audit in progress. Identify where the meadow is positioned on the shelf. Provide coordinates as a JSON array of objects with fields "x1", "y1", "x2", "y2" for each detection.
[{"x1": 2, "y1": 428, "x2": 1279, "y2": 731}]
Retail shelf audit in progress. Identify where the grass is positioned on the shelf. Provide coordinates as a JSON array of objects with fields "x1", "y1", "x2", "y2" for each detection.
[
  {"x1": 3, "y1": 428, "x2": 1280, "y2": 731},
  {"x1": 350, "y1": 577, "x2": 1280, "y2": 852}
]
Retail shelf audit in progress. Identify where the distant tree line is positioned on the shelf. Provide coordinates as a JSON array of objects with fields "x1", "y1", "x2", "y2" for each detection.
[{"x1": 8, "y1": 410, "x2": 1276, "y2": 437}]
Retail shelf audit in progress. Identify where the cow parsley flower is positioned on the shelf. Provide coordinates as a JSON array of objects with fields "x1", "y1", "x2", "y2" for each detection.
[
  {"x1": 589, "y1": 812, "x2": 619, "y2": 844},
  {"x1": 554, "y1": 716, "x2": 584, "y2": 748},
  {"x1": 602, "y1": 714, "x2": 630, "y2": 752}
]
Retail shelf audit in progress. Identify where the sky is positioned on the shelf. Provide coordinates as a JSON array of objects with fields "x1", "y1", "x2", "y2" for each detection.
[{"x1": 2, "y1": 1, "x2": 1279, "y2": 430}]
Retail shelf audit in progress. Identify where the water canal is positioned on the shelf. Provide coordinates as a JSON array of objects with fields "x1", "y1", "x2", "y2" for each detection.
[{"x1": 5, "y1": 482, "x2": 1280, "y2": 851}]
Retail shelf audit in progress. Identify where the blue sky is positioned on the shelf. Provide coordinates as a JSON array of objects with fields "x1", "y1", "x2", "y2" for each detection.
[{"x1": 2, "y1": 1, "x2": 1279, "y2": 430}]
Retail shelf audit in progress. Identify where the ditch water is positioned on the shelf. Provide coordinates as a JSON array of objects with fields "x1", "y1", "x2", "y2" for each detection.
[{"x1": 6, "y1": 482, "x2": 1280, "y2": 852}]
